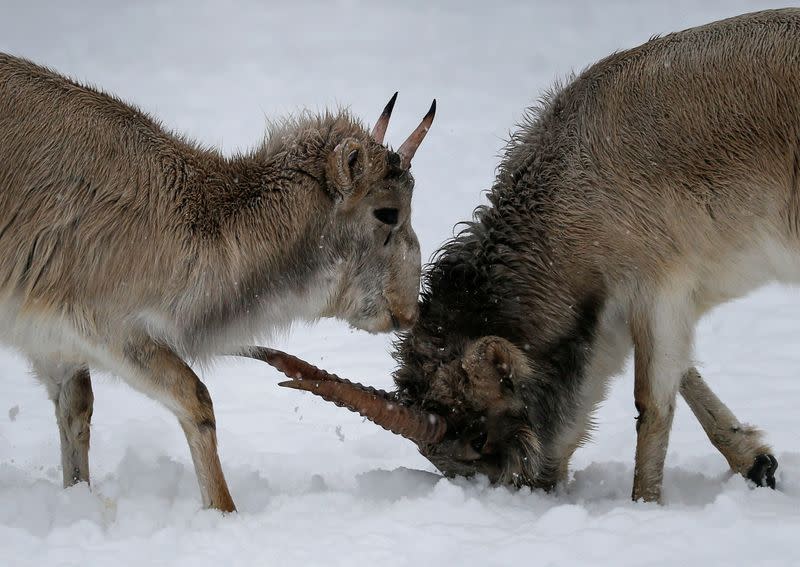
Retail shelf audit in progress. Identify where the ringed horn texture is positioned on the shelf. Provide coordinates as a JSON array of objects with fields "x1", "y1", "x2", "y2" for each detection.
[
  {"x1": 370, "y1": 92, "x2": 398, "y2": 145},
  {"x1": 397, "y1": 99, "x2": 436, "y2": 169},
  {"x1": 369, "y1": 93, "x2": 436, "y2": 169},
  {"x1": 243, "y1": 347, "x2": 447, "y2": 444}
]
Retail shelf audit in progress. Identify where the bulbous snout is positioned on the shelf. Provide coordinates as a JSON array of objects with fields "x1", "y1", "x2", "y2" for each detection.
[
  {"x1": 384, "y1": 229, "x2": 421, "y2": 331},
  {"x1": 366, "y1": 264, "x2": 419, "y2": 333},
  {"x1": 328, "y1": 208, "x2": 422, "y2": 334},
  {"x1": 388, "y1": 300, "x2": 419, "y2": 330},
  {"x1": 359, "y1": 305, "x2": 417, "y2": 334}
]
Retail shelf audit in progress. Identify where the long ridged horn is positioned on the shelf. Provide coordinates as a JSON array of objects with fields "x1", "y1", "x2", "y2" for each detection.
[
  {"x1": 397, "y1": 99, "x2": 436, "y2": 169},
  {"x1": 250, "y1": 347, "x2": 447, "y2": 445},
  {"x1": 370, "y1": 92, "x2": 398, "y2": 145}
]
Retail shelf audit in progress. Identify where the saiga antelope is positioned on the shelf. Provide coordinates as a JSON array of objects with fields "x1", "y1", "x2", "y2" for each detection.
[
  {"x1": 261, "y1": 9, "x2": 794, "y2": 503},
  {"x1": 0, "y1": 54, "x2": 435, "y2": 511}
]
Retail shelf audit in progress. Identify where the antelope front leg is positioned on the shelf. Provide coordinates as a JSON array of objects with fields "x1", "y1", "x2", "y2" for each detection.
[
  {"x1": 32, "y1": 360, "x2": 94, "y2": 487},
  {"x1": 630, "y1": 298, "x2": 692, "y2": 503},
  {"x1": 680, "y1": 367, "x2": 777, "y2": 488},
  {"x1": 55, "y1": 368, "x2": 94, "y2": 487},
  {"x1": 123, "y1": 340, "x2": 236, "y2": 512}
]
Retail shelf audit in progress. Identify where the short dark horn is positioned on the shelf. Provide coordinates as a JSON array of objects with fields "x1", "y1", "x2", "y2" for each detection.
[
  {"x1": 370, "y1": 92, "x2": 398, "y2": 145},
  {"x1": 397, "y1": 99, "x2": 436, "y2": 169},
  {"x1": 254, "y1": 348, "x2": 447, "y2": 445}
]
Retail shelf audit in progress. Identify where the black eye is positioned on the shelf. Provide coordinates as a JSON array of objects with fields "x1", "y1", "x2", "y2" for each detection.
[
  {"x1": 373, "y1": 207, "x2": 399, "y2": 226},
  {"x1": 470, "y1": 430, "x2": 488, "y2": 454}
]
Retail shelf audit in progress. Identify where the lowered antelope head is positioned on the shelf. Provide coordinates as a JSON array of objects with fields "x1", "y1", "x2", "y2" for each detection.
[
  {"x1": 320, "y1": 93, "x2": 435, "y2": 332},
  {"x1": 244, "y1": 336, "x2": 546, "y2": 489}
]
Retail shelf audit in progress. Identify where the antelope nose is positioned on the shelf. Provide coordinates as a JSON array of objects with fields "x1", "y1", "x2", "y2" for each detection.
[{"x1": 391, "y1": 307, "x2": 418, "y2": 330}]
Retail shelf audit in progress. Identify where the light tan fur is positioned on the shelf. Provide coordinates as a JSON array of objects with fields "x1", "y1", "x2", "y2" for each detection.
[
  {"x1": 0, "y1": 54, "x2": 431, "y2": 511},
  {"x1": 391, "y1": 9, "x2": 793, "y2": 503},
  {"x1": 680, "y1": 368, "x2": 773, "y2": 477}
]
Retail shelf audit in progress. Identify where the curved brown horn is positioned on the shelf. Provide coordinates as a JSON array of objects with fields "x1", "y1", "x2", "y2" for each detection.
[
  {"x1": 370, "y1": 92, "x2": 398, "y2": 145},
  {"x1": 252, "y1": 347, "x2": 447, "y2": 445},
  {"x1": 397, "y1": 99, "x2": 436, "y2": 169}
]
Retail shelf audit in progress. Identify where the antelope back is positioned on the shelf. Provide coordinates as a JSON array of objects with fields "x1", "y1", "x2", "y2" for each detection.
[{"x1": 0, "y1": 54, "x2": 436, "y2": 361}]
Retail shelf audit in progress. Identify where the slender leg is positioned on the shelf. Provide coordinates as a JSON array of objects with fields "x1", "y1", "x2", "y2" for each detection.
[
  {"x1": 32, "y1": 360, "x2": 94, "y2": 487},
  {"x1": 680, "y1": 367, "x2": 777, "y2": 488},
  {"x1": 56, "y1": 368, "x2": 94, "y2": 487},
  {"x1": 122, "y1": 339, "x2": 236, "y2": 512},
  {"x1": 630, "y1": 294, "x2": 693, "y2": 503}
]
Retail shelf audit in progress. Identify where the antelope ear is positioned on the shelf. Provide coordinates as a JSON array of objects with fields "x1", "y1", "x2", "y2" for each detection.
[
  {"x1": 327, "y1": 137, "x2": 366, "y2": 202},
  {"x1": 461, "y1": 337, "x2": 528, "y2": 400}
]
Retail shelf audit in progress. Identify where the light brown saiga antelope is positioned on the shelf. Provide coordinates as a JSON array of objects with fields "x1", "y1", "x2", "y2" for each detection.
[
  {"x1": 257, "y1": 8, "x2": 793, "y2": 503},
  {"x1": 0, "y1": 53, "x2": 435, "y2": 512}
]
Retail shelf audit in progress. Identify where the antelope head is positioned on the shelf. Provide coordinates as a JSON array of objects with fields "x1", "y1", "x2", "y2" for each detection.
[
  {"x1": 242, "y1": 336, "x2": 548, "y2": 489},
  {"x1": 322, "y1": 93, "x2": 436, "y2": 332}
]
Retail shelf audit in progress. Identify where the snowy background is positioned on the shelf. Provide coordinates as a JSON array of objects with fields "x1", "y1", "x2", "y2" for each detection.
[{"x1": 1, "y1": 1, "x2": 799, "y2": 565}]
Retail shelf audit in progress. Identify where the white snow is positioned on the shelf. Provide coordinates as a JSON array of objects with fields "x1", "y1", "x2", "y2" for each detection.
[{"x1": 1, "y1": 1, "x2": 799, "y2": 566}]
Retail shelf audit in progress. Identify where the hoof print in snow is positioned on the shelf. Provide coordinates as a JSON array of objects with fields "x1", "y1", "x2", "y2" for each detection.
[{"x1": 746, "y1": 454, "x2": 778, "y2": 489}]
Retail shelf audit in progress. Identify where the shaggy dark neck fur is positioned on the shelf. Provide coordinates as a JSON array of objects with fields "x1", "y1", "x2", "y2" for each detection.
[
  {"x1": 395, "y1": 207, "x2": 603, "y2": 384},
  {"x1": 394, "y1": 85, "x2": 607, "y2": 467}
]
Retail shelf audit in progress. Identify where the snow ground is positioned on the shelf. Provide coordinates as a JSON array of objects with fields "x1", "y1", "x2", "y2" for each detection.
[{"x1": 1, "y1": 1, "x2": 799, "y2": 565}]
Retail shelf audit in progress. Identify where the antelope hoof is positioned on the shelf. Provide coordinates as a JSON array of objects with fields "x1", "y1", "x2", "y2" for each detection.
[{"x1": 745, "y1": 454, "x2": 778, "y2": 489}]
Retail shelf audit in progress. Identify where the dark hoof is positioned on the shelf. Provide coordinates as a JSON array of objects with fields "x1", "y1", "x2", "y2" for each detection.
[{"x1": 746, "y1": 454, "x2": 778, "y2": 489}]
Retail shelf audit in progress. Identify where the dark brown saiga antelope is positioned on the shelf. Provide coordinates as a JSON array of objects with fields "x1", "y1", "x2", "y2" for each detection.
[
  {"x1": 259, "y1": 9, "x2": 796, "y2": 503},
  {"x1": 0, "y1": 53, "x2": 435, "y2": 511}
]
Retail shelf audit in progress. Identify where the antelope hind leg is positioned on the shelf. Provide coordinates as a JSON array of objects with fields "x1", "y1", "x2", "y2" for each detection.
[{"x1": 680, "y1": 367, "x2": 777, "y2": 488}]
